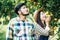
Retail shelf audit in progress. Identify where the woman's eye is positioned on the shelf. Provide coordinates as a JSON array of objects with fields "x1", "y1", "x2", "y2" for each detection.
[{"x1": 41, "y1": 13, "x2": 44, "y2": 15}]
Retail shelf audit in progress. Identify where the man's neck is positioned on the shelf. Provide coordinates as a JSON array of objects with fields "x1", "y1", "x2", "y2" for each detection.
[{"x1": 19, "y1": 15, "x2": 26, "y2": 20}]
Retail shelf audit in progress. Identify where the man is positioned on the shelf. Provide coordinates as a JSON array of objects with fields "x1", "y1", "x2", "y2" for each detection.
[
  {"x1": 6, "y1": 3, "x2": 50, "y2": 40},
  {"x1": 6, "y1": 3, "x2": 35, "y2": 40}
]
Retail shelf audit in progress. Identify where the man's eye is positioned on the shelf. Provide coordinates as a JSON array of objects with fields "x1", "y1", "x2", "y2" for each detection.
[
  {"x1": 23, "y1": 7, "x2": 25, "y2": 9},
  {"x1": 23, "y1": 7, "x2": 26, "y2": 9}
]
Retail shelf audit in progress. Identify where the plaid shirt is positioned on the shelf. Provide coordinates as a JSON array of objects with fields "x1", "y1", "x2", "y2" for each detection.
[{"x1": 6, "y1": 17, "x2": 35, "y2": 40}]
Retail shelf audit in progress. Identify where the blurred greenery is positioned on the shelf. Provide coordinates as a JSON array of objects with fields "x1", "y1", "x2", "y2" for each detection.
[
  {"x1": 0, "y1": 0, "x2": 60, "y2": 40},
  {"x1": 0, "y1": 0, "x2": 60, "y2": 25},
  {"x1": 0, "y1": 25, "x2": 6, "y2": 40}
]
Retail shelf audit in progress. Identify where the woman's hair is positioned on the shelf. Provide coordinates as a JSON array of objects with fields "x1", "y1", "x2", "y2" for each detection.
[{"x1": 34, "y1": 8, "x2": 45, "y2": 28}]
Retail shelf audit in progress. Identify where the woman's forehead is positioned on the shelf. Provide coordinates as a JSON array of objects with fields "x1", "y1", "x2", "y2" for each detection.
[{"x1": 40, "y1": 11, "x2": 45, "y2": 14}]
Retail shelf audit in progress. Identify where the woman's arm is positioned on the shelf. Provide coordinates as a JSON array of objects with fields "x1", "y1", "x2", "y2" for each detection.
[{"x1": 35, "y1": 23, "x2": 50, "y2": 36}]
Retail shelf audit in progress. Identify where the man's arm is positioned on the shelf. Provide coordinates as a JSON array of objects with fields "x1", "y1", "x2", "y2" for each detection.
[{"x1": 6, "y1": 20, "x2": 14, "y2": 40}]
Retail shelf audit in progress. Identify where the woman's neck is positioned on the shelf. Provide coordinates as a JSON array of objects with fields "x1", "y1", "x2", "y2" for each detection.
[{"x1": 42, "y1": 21, "x2": 44, "y2": 24}]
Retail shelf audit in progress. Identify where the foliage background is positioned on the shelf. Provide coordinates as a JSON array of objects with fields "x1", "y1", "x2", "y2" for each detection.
[{"x1": 0, "y1": 0, "x2": 60, "y2": 40}]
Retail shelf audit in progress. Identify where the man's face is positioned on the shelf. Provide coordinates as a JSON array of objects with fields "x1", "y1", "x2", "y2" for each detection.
[{"x1": 19, "y1": 5, "x2": 29, "y2": 16}]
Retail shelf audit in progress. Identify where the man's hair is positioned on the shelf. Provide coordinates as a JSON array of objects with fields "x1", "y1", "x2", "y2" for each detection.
[{"x1": 14, "y1": 3, "x2": 25, "y2": 15}]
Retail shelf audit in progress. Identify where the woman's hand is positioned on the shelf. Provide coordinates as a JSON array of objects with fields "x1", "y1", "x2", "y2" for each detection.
[{"x1": 45, "y1": 16, "x2": 51, "y2": 26}]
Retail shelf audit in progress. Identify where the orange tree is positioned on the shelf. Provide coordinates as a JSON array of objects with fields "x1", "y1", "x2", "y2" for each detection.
[
  {"x1": 0, "y1": 0, "x2": 60, "y2": 40},
  {"x1": 0, "y1": 0, "x2": 60, "y2": 25}
]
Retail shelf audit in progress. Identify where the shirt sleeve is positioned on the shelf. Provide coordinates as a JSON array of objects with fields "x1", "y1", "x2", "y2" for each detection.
[
  {"x1": 35, "y1": 23, "x2": 50, "y2": 36},
  {"x1": 31, "y1": 23, "x2": 35, "y2": 36},
  {"x1": 6, "y1": 20, "x2": 14, "y2": 40}
]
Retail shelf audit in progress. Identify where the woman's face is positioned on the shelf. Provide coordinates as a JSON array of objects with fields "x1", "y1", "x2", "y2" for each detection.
[{"x1": 40, "y1": 11, "x2": 46, "y2": 21}]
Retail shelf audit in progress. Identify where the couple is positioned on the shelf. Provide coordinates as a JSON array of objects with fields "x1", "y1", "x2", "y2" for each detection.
[{"x1": 6, "y1": 3, "x2": 51, "y2": 40}]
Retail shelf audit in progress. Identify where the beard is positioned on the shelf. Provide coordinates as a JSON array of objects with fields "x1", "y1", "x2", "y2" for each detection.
[
  {"x1": 22, "y1": 13, "x2": 29, "y2": 16},
  {"x1": 21, "y1": 11, "x2": 29, "y2": 16}
]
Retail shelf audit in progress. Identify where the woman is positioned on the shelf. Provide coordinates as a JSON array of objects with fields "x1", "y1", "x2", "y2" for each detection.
[{"x1": 34, "y1": 8, "x2": 51, "y2": 40}]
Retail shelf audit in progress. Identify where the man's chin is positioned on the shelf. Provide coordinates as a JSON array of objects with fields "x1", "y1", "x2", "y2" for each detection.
[{"x1": 22, "y1": 14, "x2": 29, "y2": 16}]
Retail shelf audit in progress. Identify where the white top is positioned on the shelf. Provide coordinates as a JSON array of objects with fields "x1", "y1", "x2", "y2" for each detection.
[{"x1": 35, "y1": 23, "x2": 50, "y2": 36}]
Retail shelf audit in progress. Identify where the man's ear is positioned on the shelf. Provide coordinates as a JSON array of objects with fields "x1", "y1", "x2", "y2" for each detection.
[{"x1": 18, "y1": 10, "x2": 21, "y2": 14}]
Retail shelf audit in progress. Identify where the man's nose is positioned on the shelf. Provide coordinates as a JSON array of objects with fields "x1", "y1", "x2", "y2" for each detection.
[{"x1": 26, "y1": 8, "x2": 29, "y2": 11}]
